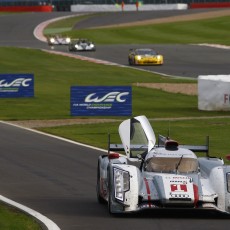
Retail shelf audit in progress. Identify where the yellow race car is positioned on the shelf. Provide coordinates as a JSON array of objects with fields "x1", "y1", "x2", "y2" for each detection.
[{"x1": 128, "y1": 48, "x2": 163, "y2": 65}]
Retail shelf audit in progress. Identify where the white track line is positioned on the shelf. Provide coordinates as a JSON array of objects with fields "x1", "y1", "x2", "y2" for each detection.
[
  {"x1": 1, "y1": 120, "x2": 107, "y2": 153},
  {"x1": 197, "y1": 43, "x2": 230, "y2": 50},
  {"x1": 0, "y1": 195, "x2": 60, "y2": 230},
  {"x1": 0, "y1": 120, "x2": 107, "y2": 230},
  {"x1": 42, "y1": 49, "x2": 121, "y2": 66},
  {"x1": 33, "y1": 14, "x2": 82, "y2": 42}
]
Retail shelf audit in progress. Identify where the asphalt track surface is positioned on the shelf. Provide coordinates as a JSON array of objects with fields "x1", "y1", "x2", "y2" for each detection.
[
  {"x1": 1, "y1": 10, "x2": 229, "y2": 78},
  {"x1": 0, "y1": 10, "x2": 230, "y2": 230}
]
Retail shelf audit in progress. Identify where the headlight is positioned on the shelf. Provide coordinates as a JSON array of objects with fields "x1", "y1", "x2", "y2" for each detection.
[
  {"x1": 90, "y1": 44, "x2": 94, "y2": 48},
  {"x1": 136, "y1": 55, "x2": 142, "y2": 60},
  {"x1": 227, "y1": 173, "x2": 230, "y2": 192},
  {"x1": 74, "y1": 45, "x2": 79, "y2": 48},
  {"x1": 66, "y1": 38, "x2": 71, "y2": 43},
  {"x1": 157, "y1": 55, "x2": 161, "y2": 60},
  {"x1": 50, "y1": 38, "x2": 55, "y2": 43},
  {"x1": 113, "y1": 168, "x2": 130, "y2": 201}
]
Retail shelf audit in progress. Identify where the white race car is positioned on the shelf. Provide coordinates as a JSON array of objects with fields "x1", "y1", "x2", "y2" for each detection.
[
  {"x1": 97, "y1": 115, "x2": 230, "y2": 214},
  {"x1": 68, "y1": 39, "x2": 96, "y2": 51},
  {"x1": 47, "y1": 34, "x2": 71, "y2": 46}
]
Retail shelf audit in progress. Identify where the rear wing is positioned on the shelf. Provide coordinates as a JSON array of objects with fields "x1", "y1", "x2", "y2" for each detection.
[{"x1": 108, "y1": 134, "x2": 210, "y2": 158}]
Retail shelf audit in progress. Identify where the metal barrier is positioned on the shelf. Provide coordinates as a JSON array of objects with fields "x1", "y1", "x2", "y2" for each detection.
[{"x1": 0, "y1": 0, "x2": 230, "y2": 11}]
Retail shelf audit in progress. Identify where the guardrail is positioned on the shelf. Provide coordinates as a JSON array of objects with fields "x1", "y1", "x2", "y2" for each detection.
[
  {"x1": 71, "y1": 3, "x2": 188, "y2": 11},
  {"x1": 0, "y1": 1, "x2": 229, "y2": 11},
  {"x1": 190, "y1": 2, "x2": 230, "y2": 8},
  {"x1": 0, "y1": 5, "x2": 52, "y2": 11}
]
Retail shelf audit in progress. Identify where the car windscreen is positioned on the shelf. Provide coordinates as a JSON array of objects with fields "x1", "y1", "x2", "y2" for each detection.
[
  {"x1": 145, "y1": 157, "x2": 198, "y2": 173},
  {"x1": 136, "y1": 50, "x2": 157, "y2": 55}
]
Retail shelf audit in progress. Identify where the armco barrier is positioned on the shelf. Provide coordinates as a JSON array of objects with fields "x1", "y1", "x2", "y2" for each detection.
[
  {"x1": 0, "y1": 5, "x2": 53, "y2": 12},
  {"x1": 71, "y1": 4, "x2": 188, "y2": 12},
  {"x1": 190, "y1": 2, "x2": 230, "y2": 8}
]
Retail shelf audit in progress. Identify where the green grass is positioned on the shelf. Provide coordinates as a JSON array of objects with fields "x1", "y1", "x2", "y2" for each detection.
[
  {"x1": 44, "y1": 14, "x2": 101, "y2": 34},
  {"x1": 39, "y1": 117, "x2": 230, "y2": 162},
  {"x1": 0, "y1": 47, "x2": 228, "y2": 120},
  {"x1": 0, "y1": 47, "x2": 174, "y2": 120},
  {"x1": 44, "y1": 15, "x2": 230, "y2": 45},
  {"x1": 0, "y1": 202, "x2": 41, "y2": 230}
]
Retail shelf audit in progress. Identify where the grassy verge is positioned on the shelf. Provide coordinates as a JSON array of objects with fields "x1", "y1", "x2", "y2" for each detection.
[
  {"x1": 0, "y1": 202, "x2": 41, "y2": 230},
  {"x1": 44, "y1": 15, "x2": 230, "y2": 45},
  {"x1": 0, "y1": 46, "x2": 230, "y2": 159},
  {"x1": 44, "y1": 14, "x2": 100, "y2": 34},
  {"x1": 0, "y1": 47, "x2": 228, "y2": 120},
  {"x1": 38, "y1": 117, "x2": 230, "y2": 161}
]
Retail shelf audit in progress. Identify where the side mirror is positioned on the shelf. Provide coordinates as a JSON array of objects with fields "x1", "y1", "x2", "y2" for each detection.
[
  {"x1": 225, "y1": 154, "x2": 230, "y2": 161},
  {"x1": 108, "y1": 153, "x2": 120, "y2": 160}
]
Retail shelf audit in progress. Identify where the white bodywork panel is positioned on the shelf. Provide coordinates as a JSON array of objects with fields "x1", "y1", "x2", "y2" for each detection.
[{"x1": 119, "y1": 115, "x2": 156, "y2": 157}]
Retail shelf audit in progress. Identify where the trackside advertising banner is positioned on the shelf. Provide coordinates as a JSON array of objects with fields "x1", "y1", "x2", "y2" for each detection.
[
  {"x1": 71, "y1": 86, "x2": 132, "y2": 116},
  {"x1": 0, "y1": 74, "x2": 34, "y2": 98}
]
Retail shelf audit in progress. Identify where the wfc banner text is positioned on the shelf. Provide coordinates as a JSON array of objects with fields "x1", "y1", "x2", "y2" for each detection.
[
  {"x1": 0, "y1": 74, "x2": 34, "y2": 98},
  {"x1": 71, "y1": 86, "x2": 132, "y2": 116}
]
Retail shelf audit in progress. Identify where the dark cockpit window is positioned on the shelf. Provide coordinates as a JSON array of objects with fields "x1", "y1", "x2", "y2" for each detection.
[{"x1": 136, "y1": 49, "x2": 157, "y2": 55}]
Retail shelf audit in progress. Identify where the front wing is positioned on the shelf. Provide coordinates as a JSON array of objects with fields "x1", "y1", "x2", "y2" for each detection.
[
  {"x1": 134, "y1": 56, "x2": 163, "y2": 65},
  {"x1": 73, "y1": 45, "x2": 95, "y2": 51}
]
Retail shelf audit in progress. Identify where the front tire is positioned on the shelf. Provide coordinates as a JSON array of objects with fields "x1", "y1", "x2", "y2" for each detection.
[
  {"x1": 107, "y1": 172, "x2": 114, "y2": 214},
  {"x1": 128, "y1": 58, "x2": 132, "y2": 66}
]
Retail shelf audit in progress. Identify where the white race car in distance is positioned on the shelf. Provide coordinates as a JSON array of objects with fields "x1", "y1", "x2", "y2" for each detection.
[
  {"x1": 47, "y1": 34, "x2": 71, "y2": 46},
  {"x1": 97, "y1": 115, "x2": 230, "y2": 215},
  {"x1": 68, "y1": 38, "x2": 96, "y2": 51}
]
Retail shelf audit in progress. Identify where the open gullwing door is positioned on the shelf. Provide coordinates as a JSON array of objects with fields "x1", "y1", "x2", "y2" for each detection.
[{"x1": 118, "y1": 115, "x2": 156, "y2": 158}]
